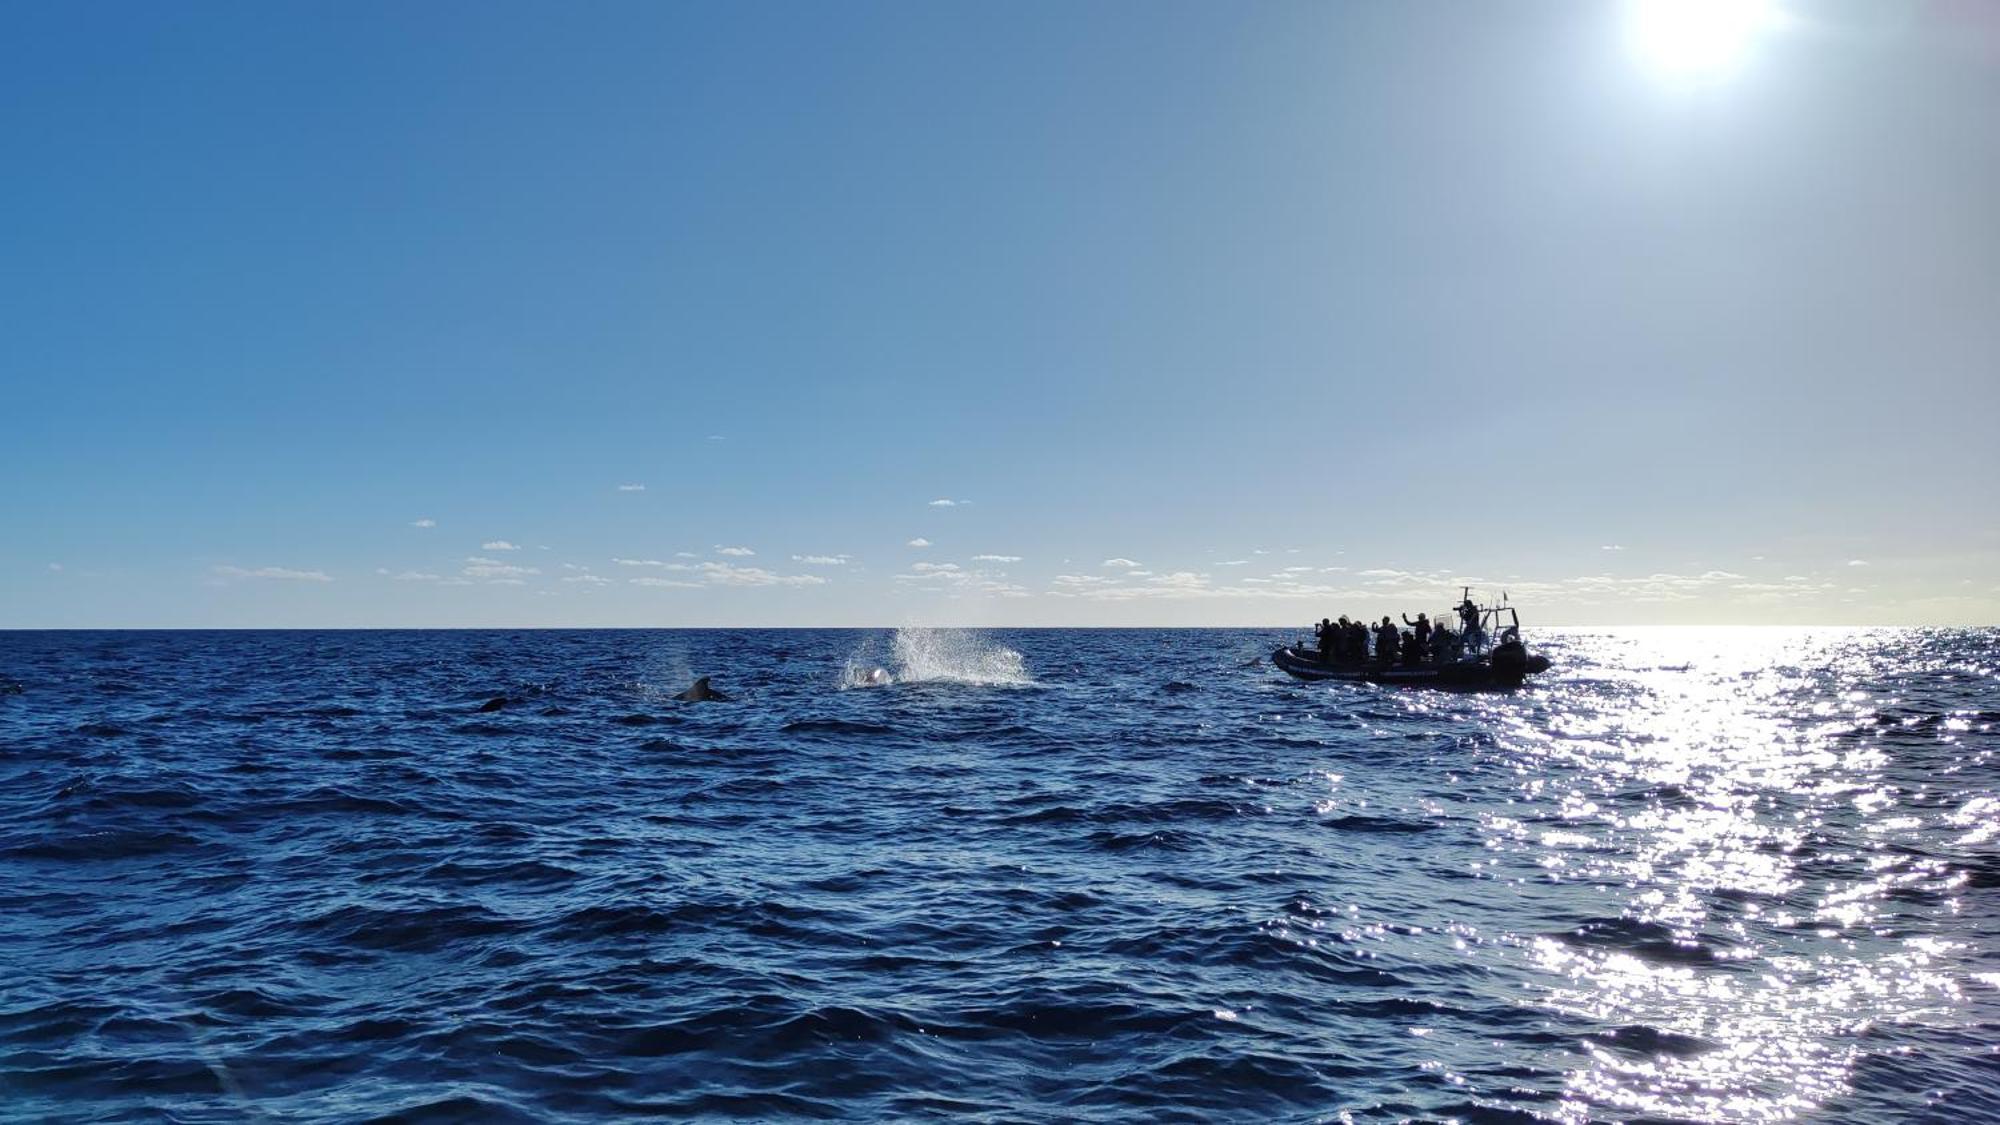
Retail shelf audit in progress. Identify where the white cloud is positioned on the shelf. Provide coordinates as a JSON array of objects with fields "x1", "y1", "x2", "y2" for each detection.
[
  {"x1": 462, "y1": 557, "x2": 540, "y2": 580},
  {"x1": 1218, "y1": 559, "x2": 1249, "y2": 566},
  {"x1": 48, "y1": 563, "x2": 63, "y2": 572},
  {"x1": 792, "y1": 554, "x2": 851, "y2": 565},
  {"x1": 698, "y1": 562, "x2": 826, "y2": 588},
  {"x1": 706, "y1": 434, "x2": 726, "y2": 442},
  {"x1": 894, "y1": 559, "x2": 1028, "y2": 597},
  {"x1": 1053, "y1": 573, "x2": 1116, "y2": 589},
  {"x1": 715, "y1": 545, "x2": 756, "y2": 557},
  {"x1": 612, "y1": 557, "x2": 682, "y2": 568},
  {"x1": 1102, "y1": 558, "x2": 1141, "y2": 569},
  {"x1": 907, "y1": 538, "x2": 932, "y2": 548},
  {"x1": 482, "y1": 540, "x2": 521, "y2": 551},
  {"x1": 616, "y1": 483, "x2": 647, "y2": 492},
  {"x1": 675, "y1": 551, "x2": 697, "y2": 559},
  {"x1": 563, "y1": 574, "x2": 612, "y2": 585},
  {"x1": 214, "y1": 565, "x2": 333, "y2": 582},
  {"x1": 1050, "y1": 567, "x2": 1365, "y2": 602},
  {"x1": 410, "y1": 518, "x2": 436, "y2": 528},
  {"x1": 391, "y1": 570, "x2": 442, "y2": 581},
  {"x1": 1847, "y1": 559, "x2": 1870, "y2": 567},
  {"x1": 1601, "y1": 545, "x2": 1625, "y2": 551},
  {"x1": 928, "y1": 498, "x2": 971, "y2": 507},
  {"x1": 971, "y1": 554, "x2": 1021, "y2": 563},
  {"x1": 630, "y1": 576, "x2": 701, "y2": 589}
]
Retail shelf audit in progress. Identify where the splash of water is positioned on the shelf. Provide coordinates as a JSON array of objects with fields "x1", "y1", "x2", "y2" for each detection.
[
  {"x1": 840, "y1": 661, "x2": 895, "y2": 689},
  {"x1": 872, "y1": 627, "x2": 1032, "y2": 686}
]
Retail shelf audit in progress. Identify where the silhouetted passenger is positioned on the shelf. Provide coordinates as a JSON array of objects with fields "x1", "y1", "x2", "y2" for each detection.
[
  {"x1": 1375, "y1": 617, "x2": 1399, "y2": 663},
  {"x1": 1402, "y1": 632, "x2": 1426, "y2": 667},
  {"x1": 1435, "y1": 626, "x2": 1461, "y2": 662},
  {"x1": 1456, "y1": 596, "x2": 1483, "y2": 651},
  {"x1": 1316, "y1": 618, "x2": 1334, "y2": 662},
  {"x1": 1402, "y1": 612, "x2": 1431, "y2": 649}
]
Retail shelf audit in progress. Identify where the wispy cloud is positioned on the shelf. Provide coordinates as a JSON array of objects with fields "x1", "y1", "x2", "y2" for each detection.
[
  {"x1": 214, "y1": 565, "x2": 333, "y2": 582},
  {"x1": 462, "y1": 557, "x2": 540, "y2": 580},
  {"x1": 971, "y1": 554, "x2": 1021, "y2": 563},
  {"x1": 1053, "y1": 573, "x2": 1117, "y2": 589},
  {"x1": 706, "y1": 434, "x2": 726, "y2": 442},
  {"x1": 894, "y1": 560, "x2": 1028, "y2": 597},
  {"x1": 906, "y1": 537, "x2": 931, "y2": 548},
  {"x1": 1847, "y1": 559, "x2": 1869, "y2": 567},
  {"x1": 715, "y1": 545, "x2": 756, "y2": 557},
  {"x1": 698, "y1": 562, "x2": 826, "y2": 588},
  {"x1": 928, "y1": 498, "x2": 970, "y2": 507},
  {"x1": 1601, "y1": 544, "x2": 1625, "y2": 551},
  {"x1": 616, "y1": 483, "x2": 646, "y2": 492},
  {"x1": 410, "y1": 518, "x2": 436, "y2": 528},
  {"x1": 390, "y1": 570, "x2": 441, "y2": 581},
  {"x1": 47, "y1": 563, "x2": 62, "y2": 572},
  {"x1": 792, "y1": 554, "x2": 851, "y2": 565},
  {"x1": 1102, "y1": 557, "x2": 1141, "y2": 569},
  {"x1": 630, "y1": 576, "x2": 701, "y2": 589},
  {"x1": 482, "y1": 540, "x2": 521, "y2": 551},
  {"x1": 563, "y1": 574, "x2": 612, "y2": 585}
]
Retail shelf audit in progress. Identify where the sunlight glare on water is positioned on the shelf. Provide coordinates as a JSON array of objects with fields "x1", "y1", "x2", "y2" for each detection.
[{"x1": 1484, "y1": 629, "x2": 1994, "y2": 1122}]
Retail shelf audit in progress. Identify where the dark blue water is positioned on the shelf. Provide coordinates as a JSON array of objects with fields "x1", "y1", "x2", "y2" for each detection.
[{"x1": 2, "y1": 627, "x2": 1996, "y2": 1123}]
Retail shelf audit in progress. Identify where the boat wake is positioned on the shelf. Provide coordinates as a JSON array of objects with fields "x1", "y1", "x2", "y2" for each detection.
[{"x1": 841, "y1": 628, "x2": 1032, "y2": 688}]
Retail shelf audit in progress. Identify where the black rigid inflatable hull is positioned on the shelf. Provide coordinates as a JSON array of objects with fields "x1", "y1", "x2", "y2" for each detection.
[{"x1": 1270, "y1": 645, "x2": 1549, "y2": 690}]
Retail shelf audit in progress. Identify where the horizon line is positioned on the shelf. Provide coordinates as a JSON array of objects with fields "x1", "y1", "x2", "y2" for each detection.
[{"x1": 2, "y1": 623, "x2": 1991, "y2": 633}]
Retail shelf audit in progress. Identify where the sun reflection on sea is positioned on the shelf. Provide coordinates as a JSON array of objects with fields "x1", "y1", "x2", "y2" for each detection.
[{"x1": 1473, "y1": 628, "x2": 1992, "y2": 1122}]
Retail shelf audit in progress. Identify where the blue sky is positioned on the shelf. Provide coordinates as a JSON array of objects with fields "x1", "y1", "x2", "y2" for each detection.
[{"x1": 4, "y1": 1, "x2": 1995, "y2": 626}]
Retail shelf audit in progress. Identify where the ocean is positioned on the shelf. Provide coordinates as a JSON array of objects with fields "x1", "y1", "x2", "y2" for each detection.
[{"x1": 1, "y1": 627, "x2": 1994, "y2": 1123}]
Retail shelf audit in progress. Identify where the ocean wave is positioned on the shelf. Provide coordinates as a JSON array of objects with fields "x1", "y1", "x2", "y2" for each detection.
[{"x1": 0, "y1": 627, "x2": 1994, "y2": 1122}]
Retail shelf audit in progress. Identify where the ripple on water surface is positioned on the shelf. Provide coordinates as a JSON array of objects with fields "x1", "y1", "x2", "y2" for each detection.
[{"x1": 0, "y1": 626, "x2": 1996, "y2": 1122}]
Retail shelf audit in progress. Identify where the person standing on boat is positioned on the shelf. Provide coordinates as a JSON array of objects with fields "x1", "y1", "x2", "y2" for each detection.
[
  {"x1": 1348, "y1": 617, "x2": 1369, "y2": 661},
  {"x1": 1456, "y1": 595, "x2": 1484, "y2": 652},
  {"x1": 1374, "y1": 617, "x2": 1400, "y2": 664},
  {"x1": 1402, "y1": 613, "x2": 1432, "y2": 656},
  {"x1": 1315, "y1": 618, "x2": 1335, "y2": 663}
]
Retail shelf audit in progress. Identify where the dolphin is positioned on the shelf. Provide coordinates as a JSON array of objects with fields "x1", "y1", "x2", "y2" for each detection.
[{"x1": 674, "y1": 676, "x2": 731, "y2": 703}]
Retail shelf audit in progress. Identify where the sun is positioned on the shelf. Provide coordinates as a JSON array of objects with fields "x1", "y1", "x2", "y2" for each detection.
[{"x1": 1626, "y1": 0, "x2": 1775, "y2": 80}]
